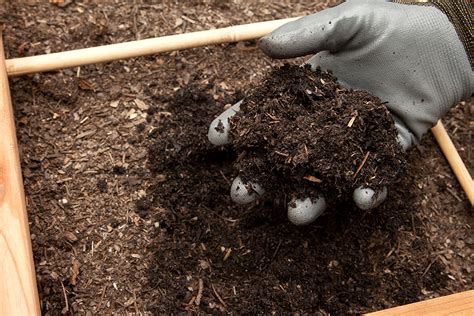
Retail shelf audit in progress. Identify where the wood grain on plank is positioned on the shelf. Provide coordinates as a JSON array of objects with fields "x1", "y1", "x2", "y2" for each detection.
[
  {"x1": 366, "y1": 290, "x2": 474, "y2": 316},
  {"x1": 0, "y1": 32, "x2": 41, "y2": 315}
]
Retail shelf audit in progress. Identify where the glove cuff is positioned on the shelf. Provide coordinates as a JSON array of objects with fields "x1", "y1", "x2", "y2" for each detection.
[{"x1": 392, "y1": 0, "x2": 473, "y2": 67}]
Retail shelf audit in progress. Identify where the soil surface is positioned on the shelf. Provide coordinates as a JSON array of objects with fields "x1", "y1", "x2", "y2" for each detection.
[
  {"x1": 1, "y1": 1, "x2": 472, "y2": 315},
  {"x1": 145, "y1": 80, "x2": 439, "y2": 314},
  {"x1": 230, "y1": 64, "x2": 405, "y2": 201}
]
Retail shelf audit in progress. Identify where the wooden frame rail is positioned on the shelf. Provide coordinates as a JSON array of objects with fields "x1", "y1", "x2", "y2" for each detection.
[
  {"x1": 0, "y1": 31, "x2": 41, "y2": 315},
  {"x1": 366, "y1": 290, "x2": 474, "y2": 316}
]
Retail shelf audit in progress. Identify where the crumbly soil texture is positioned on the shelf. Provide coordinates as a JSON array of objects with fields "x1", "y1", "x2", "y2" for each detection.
[
  {"x1": 2, "y1": 1, "x2": 472, "y2": 315},
  {"x1": 230, "y1": 64, "x2": 406, "y2": 201},
  {"x1": 146, "y1": 80, "x2": 440, "y2": 314}
]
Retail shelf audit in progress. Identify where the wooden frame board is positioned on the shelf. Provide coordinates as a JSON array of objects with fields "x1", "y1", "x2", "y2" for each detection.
[
  {"x1": 0, "y1": 31, "x2": 41, "y2": 315},
  {"x1": 366, "y1": 290, "x2": 474, "y2": 316}
]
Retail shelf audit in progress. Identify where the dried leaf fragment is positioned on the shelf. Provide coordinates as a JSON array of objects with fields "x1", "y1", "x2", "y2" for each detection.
[
  {"x1": 64, "y1": 231, "x2": 78, "y2": 243},
  {"x1": 69, "y1": 259, "x2": 80, "y2": 285},
  {"x1": 134, "y1": 98, "x2": 149, "y2": 111},
  {"x1": 174, "y1": 17, "x2": 183, "y2": 27},
  {"x1": 303, "y1": 175, "x2": 322, "y2": 183}
]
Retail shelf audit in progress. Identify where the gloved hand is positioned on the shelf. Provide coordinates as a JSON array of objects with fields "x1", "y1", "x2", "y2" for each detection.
[{"x1": 208, "y1": 0, "x2": 473, "y2": 225}]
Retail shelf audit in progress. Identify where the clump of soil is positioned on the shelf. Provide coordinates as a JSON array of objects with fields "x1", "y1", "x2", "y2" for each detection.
[{"x1": 230, "y1": 64, "x2": 406, "y2": 201}]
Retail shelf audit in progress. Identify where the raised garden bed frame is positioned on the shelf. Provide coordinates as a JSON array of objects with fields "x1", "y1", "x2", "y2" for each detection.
[{"x1": 0, "y1": 18, "x2": 472, "y2": 315}]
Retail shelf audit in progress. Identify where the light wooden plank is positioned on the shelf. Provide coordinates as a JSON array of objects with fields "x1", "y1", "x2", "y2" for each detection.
[
  {"x1": 0, "y1": 32, "x2": 41, "y2": 315},
  {"x1": 366, "y1": 290, "x2": 474, "y2": 316},
  {"x1": 5, "y1": 17, "x2": 301, "y2": 76}
]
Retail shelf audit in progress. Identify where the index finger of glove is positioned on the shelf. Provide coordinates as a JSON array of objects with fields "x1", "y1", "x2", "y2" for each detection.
[{"x1": 208, "y1": 101, "x2": 242, "y2": 146}]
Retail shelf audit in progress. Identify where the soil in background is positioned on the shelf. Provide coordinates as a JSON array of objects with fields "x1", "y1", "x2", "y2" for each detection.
[
  {"x1": 230, "y1": 64, "x2": 405, "y2": 201},
  {"x1": 144, "y1": 80, "x2": 446, "y2": 314},
  {"x1": 2, "y1": 1, "x2": 471, "y2": 314}
]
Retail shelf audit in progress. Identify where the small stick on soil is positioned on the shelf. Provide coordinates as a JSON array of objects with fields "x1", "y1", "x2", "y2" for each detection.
[
  {"x1": 203, "y1": 206, "x2": 239, "y2": 224},
  {"x1": 411, "y1": 213, "x2": 416, "y2": 235},
  {"x1": 97, "y1": 285, "x2": 107, "y2": 311},
  {"x1": 223, "y1": 248, "x2": 232, "y2": 261},
  {"x1": 421, "y1": 256, "x2": 439, "y2": 278},
  {"x1": 353, "y1": 151, "x2": 370, "y2": 179},
  {"x1": 60, "y1": 280, "x2": 69, "y2": 313},
  {"x1": 385, "y1": 246, "x2": 396, "y2": 259},
  {"x1": 133, "y1": 290, "x2": 139, "y2": 315},
  {"x1": 445, "y1": 186, "x2": 462, "y2": 202},
  {"x1": 347, "y1": 115, "x2": 357, "y2": 127},
  {"x1": 275, "y1": 150, "x2": 289, "y2": 157},
  {"x1": 219, "y1": 170, "x2": 231, "y2": 184},
  {"x1": 211, "y1": 283, "x2": 227, "y2": 308},
  {"x1": 272, "y1": 239, "x2": 283, "y2": 261},
  {"x1": 195, "y1": 279, "x2": 204, "y2": 306},
  {"x1": 186, "y1": 296, "x2": 196, "y2": 306}
]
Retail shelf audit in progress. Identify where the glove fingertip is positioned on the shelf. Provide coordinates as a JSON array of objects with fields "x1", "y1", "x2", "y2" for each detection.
[
  {"x1": 208, "y1": 101, "x2": 242, "y2": 146},
  {"x1": 287, "y1": 196, "x2": 327, "y2": 226},
  {"x1": 353, "y1": 186, "x2": 387, "y2": 210},
  {"x1": 230, "y1": 176, "x2": 265, "y2": 205},
  {"x1": 208, "y1": 117, "x2": 231, "y2": 146},
  {"x1": 259, "y1": 34, "x2": 288, "y2": 59}
]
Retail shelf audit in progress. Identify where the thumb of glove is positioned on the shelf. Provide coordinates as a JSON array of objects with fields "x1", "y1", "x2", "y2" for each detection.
[{"x1": 260, "y1": 2, "x2": 374, "y2": 58}]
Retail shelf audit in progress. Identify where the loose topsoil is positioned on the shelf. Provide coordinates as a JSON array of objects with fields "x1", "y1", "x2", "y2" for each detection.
[
  {"x1": 145, "y1": 78, "x2": 439, "y2": 314},
  {"x1": 229, "y1": 64, "x2": 405, "y2": 201},
  {"x1": 2, "y1": 1, "x2": 472, "y2": 315}
]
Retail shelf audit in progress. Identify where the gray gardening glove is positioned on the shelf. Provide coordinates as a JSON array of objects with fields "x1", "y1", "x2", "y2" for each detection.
[{"x1": 209, "y1": 0, "x2": 473, "y2": 225}]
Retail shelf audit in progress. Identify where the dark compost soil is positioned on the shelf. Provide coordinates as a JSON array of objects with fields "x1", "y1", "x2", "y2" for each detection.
[
  {"x1": 229, "y1": 64, "x2": 405, "y2": 201},
  {"x1": 1, "y1": 1, "x2": 472, "y2": 314},
  {"x1": 144, "y1": 79, "x2": 440, "y2": 314}
]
